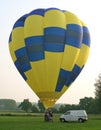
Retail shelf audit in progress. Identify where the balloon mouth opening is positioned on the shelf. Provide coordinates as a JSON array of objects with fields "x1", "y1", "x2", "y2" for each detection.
[
  {"x1": 41, "y1": 98, "x2": 57, "y2": 109},
  {"x1": 36, "y1": 92, "x2": 64, "y2": 109}
]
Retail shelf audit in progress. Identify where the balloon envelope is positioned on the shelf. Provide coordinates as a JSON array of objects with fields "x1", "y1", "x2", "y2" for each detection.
[{"x1": 9, "y1": 8, "x2": 90, "y2": 109}]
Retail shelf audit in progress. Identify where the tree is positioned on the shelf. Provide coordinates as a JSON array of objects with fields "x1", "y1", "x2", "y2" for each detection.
[
  {"x1": 51, "y1": 107, "x2": 59, "y2": 113},
  {"x1": 79, "y1": 97, "x2": 95, "y2": 113},
  {"x1": 37, "y1": 100, "x2": 45, "y2": 112},
  {"x1": 32, "y1": 105, "x2": 39, "y2": 113},
  {"x1": 88, "y1": 99, "x2": 100, "y2": 114},
  {"x1": 18, "y1": 99, "x2": 32, "y2": 112},
  {"x1": 59, "y1": 104, "x2": 72, "y2": 113},
  {"x1": 0, "y1": 99, "x2": 17, "y2": 110},
  {"x1": 94, "y1": 73, "x2": 101, "y2": 111}
]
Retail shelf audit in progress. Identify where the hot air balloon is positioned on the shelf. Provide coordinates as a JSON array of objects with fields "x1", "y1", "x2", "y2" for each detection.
[{"x1": 9, "y1": 8, "x2": 90, "y2": 109}]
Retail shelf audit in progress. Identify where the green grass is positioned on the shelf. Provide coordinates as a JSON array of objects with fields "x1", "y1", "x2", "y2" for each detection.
[{"x1": 0, "y1": 115, "x2": 101, "y2": 130}]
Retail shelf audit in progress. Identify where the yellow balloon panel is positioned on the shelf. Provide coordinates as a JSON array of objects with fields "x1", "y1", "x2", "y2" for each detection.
[
  {"x1": 61, "y1": 45, "x2": 80, "y2": 71},
  {"x1": 64, "y1": 11, "x2": 82, "y2": 25},
  {"x1": 76, "y1": 44, "x2": 90, "y2": 67},
  {"x1": 9, "y1": 41, "x2": 17, "y2": 62},
  {"x1": 12, "y1": 27, "x2": 25, "y2": 50},
  {"x1": 24, "y1": 15, "x2": 43, "y2": 37},
  {"x1": 25, "y1": 60, "x2": 46, "y2": 93},
  {"x1": 44, "y1": 10, "x2": 66, "y2": 29},
  {"x1": 44, "y1": 52, "x2": 63, "y2": 91}
]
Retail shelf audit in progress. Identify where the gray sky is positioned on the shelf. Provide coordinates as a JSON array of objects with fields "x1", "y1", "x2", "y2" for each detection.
[{"x1": 1, "y1": 0, "x2": 101, "y2": 104}]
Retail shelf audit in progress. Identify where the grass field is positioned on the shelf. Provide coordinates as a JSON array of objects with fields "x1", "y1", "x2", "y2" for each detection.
[{"x1": 0, "y1": 114, "x2": 101, "y2": 130}]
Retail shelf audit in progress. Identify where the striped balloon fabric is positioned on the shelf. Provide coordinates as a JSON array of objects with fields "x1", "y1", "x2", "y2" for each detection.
[{"x1": 9, "y1": 8, "x2": 90, "y2": 109}]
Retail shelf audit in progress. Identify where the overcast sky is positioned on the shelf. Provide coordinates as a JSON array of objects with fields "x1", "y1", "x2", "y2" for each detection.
[{"x1": 0, "y1": 0, "x2": 101, "y2": 104}]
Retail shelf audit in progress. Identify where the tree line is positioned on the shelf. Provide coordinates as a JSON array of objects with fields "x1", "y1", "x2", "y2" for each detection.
[
  {"x1": 18, "y1": 97, "x2": 101, "y2": 114},
  {"x1": 0, "y1": 97, "x2": 100, "y2": 114},
  {"x1": 0, "y1": 72, "x2": 101, "y2": 114}
]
